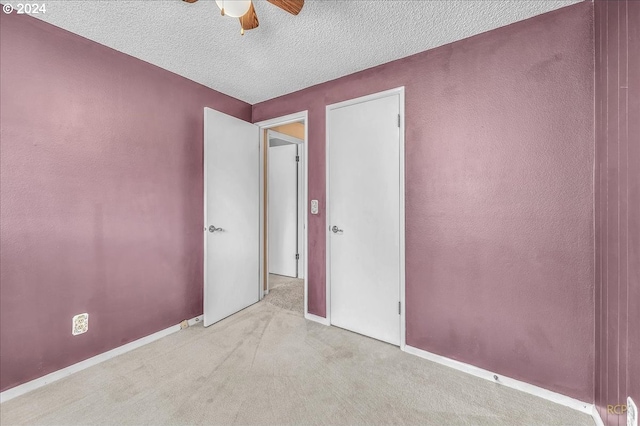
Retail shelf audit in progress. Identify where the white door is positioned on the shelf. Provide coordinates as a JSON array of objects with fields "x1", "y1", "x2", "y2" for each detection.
[
  {"x1": 204, "y1": 108, "x2": 260, "y2": 327},
  {"x1": 268, "y1": 143, "x2": 298, "y2": 277},
  {"x1": 328, "y1": 93, "x2": 402, "y2": 345},
  {"x1": 296, "y1": 144, "x2": 304, "y2": 279}
]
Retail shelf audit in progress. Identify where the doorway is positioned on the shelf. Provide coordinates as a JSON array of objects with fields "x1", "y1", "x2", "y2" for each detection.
[
  {"x1": 267, "y1": 130, "x2": 304, "y2": 279},
  {"x1": 256, "y1": 113, "x2": 308, "y2": 317},
  {"x1": 326, "y1": 88, "x2": 406, "y2": 347}
]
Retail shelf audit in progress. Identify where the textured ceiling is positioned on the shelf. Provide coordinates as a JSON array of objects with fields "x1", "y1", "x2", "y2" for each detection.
[{"x1": 13, "y1": 0, "x2": 581, "y2": 103}]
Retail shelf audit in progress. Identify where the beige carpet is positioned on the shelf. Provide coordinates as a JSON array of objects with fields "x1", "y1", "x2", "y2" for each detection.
[
  {"x1": 264, "y1": 274, "x2": 304, "y2": 315},
  {"x1": 0, "y1": 284, "x2": 593, "y2": 426}
]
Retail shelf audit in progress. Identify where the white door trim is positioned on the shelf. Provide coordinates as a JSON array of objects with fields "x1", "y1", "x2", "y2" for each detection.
[
  {"x1": 267, "y1": 130, "x2": 303, "y2": 146},
  {"x1": 255, "y1": 111, "x2": 309, "y2": 317},
  {"x1": 325, "y1": 87, "x2": 406, "y2": 348}
]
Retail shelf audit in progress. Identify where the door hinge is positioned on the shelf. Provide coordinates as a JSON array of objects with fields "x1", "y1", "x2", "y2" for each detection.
[
  {"x1": 398, "y1": 301, "x2": 401, "y2": 315},
  {"x1": 397, "y1": 114, "x2": 401, "y2": 128},
  {"x1": 295, "y1": 155, "x2": 300, "y2": 162},
  {"x1": 295, "y1": 253, "x2": 300, "y2": 260}
]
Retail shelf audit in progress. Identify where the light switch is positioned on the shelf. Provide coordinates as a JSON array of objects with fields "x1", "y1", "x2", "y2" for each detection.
[{"x1": 311, "y1": 200, "x2": 319, "y2": 215}]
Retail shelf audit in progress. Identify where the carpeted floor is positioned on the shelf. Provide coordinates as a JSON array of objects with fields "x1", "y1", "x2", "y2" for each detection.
[
  {"x1": 0, "y1": 279, "x2": 593, "y2": 426},
  {"x1": 264, "y1": 274, "x2": 304, "y2": 315}
]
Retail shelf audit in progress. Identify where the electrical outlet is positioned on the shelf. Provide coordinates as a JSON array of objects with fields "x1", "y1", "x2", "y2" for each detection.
[
  {"x1": 628, "y1": 397, "x2": 638, "y2": 426},
  {"x1": 72, "y1": 313, "x2": 89, "y2": 336},
  {"x1": 311, "y1": 200, "x2": 318, "y2": 215}
]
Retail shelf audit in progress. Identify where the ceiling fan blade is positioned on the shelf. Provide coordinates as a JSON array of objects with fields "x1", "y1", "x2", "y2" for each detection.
[
  {"x1": 182, "y1": 0, "x2": 198, "y2": 3},
  {"x1": 267, "y1": 0, "x2": 304, "y2": 15},
  {"x1": 239, "y1": 2, "x2": 259, "y2": 32}
]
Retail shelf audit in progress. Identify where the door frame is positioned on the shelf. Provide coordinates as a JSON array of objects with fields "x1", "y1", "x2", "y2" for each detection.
[
  {"x1": 255, "y1": 111, "x2": 309, "y2": 317},
  {"x1": 325, "y1": 87, "x2": 406, "y2": 349}
]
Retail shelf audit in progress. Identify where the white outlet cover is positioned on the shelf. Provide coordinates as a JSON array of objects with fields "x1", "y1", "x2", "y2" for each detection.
[
  {"x1": 72, "y1": 313, "x2": 89, "y2": 336},
  {"x1": 629, "y1": 397, "x2": 638, "y2": 426},
  {"x1": 311, "y1": 200, "x2": 318, "y2": 215}
]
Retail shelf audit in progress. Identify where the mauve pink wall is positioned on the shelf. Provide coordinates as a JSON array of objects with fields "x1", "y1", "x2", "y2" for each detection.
[
  {"x1": 253, "y1": 3, "x2": 595, "y2": 400},
  {"x1": 594, "y1": 1, "x2": 640, "y2": 424},
  {"x1": 0, "y1": 12, "x2": 251, "y2": 392}
]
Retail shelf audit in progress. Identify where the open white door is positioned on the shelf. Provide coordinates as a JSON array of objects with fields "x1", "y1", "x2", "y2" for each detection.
[
  {"x1": 268, "y1": 142, "x2": 298, "y2": 278},
  {"x1": 204, "y1": 108, "x2": 260, "y2": 327},
  {"x1": 296, "y1": 144, "x2": 304, "y2": 279}
]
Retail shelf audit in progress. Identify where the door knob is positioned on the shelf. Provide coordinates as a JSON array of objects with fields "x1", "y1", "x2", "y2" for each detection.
[
  {"x1": 209, "y1": 225, "x2": 223, "y2": 233},
  {"x1": 331, "y1": 225, "x2": 343, "y2": 234}
]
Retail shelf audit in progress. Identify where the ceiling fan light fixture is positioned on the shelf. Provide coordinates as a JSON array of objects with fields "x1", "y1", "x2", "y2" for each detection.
[{"x1": 215, "y1": 0, "x2": 251, "y2": 18}]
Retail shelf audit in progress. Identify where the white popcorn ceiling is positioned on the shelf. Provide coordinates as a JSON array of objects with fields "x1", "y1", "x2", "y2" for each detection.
[{"x1": 20, "y1": 0, "x2": 581, "y2": 104}]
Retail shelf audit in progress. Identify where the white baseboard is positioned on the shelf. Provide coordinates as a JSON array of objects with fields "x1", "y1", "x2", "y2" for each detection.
[
  {"x1": 0, "y1": 315, "x2": 203, "y2": 404},
  {"x1": 304, "y1": 312, "x2": 330, "y2": 326},
  {"x1": 591, "y1": 405, "x2": 605, "y2": 426},
  {"x1": 403, "y1": 345, "x2": 593, "y2": 415}
]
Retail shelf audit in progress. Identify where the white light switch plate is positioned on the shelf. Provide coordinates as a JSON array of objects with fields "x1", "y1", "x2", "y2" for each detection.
[
  {"x1": 628, "y1": 397, "x2": 638, "y2": 426},
  {"x1": 311, "y1": 200, "x2": 318, "y2": 215}
]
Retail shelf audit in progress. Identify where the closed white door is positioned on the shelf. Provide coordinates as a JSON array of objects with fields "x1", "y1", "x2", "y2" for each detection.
[
  {"x1": 328, "y1": 93, "x2": 402, "y2": 345},
  {"x1": 204, "y1": 108, "x2": 260, "y2": 327},
  {"x1": 268, "y1": 143, "x2": 298, "y2": 277}
]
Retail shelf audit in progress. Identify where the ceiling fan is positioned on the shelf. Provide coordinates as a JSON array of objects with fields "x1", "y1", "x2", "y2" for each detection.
[{"x1": 182, "y1": 0, "x2": 304, "y2": 35}]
